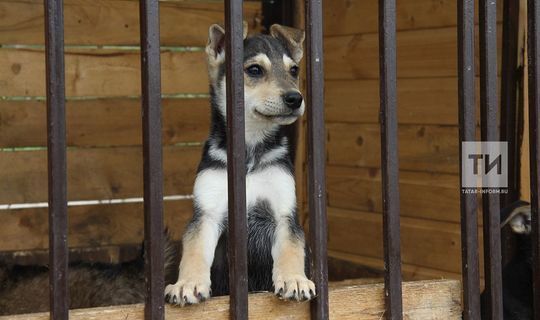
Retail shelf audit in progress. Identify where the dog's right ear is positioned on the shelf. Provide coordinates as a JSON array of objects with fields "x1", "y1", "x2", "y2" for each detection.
[
  {"x1": 206, "y1": 24, "x2": 226, "y2": 62},
  {"x1": 206, "y1": 22, "x2": 249, "y2": 63}
]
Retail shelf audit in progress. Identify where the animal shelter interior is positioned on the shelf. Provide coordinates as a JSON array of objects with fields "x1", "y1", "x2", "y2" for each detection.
[{"x1": 0, "y1": 0, "x2": 539, "y2": 319}]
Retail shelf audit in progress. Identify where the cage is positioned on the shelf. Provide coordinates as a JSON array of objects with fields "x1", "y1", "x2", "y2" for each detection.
[{"x1": 0, "y1": 0, "x2": 537, "y2": 319}]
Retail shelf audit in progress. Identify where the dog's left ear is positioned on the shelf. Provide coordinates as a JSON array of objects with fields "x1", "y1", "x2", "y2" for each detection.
[
  {"x1": 505, "y1": 205, "x2": 532, "y2": 235},
  {"x1": 270, "y1": 24, "x2": 305, "y2": 63}
]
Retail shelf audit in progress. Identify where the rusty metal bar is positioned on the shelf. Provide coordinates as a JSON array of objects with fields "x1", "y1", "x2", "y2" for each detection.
[
  {"x1": 458, "y1": 0, "x2": 481, "y2": 319},
  {"x1": 500, "y1": 0, "x2": 522, "y2": 208},
  {"x1": 224, "y1": 1, "x2": 248, "y2": 319},
  {"x1": 528, "y1": 0, "x2": 540, "y2": 318},
  {"x1": 139, "y1": 0, "x2": 164, "y2": 319},
  {"x1": 44, "y1": 0, "x2": 68, "y2": 319},
  {"x1": 305, "y1": 0, "x2": 329, "y2": 319},
  {"x1": 479, "y1": 0, "x2": 503, "y2": 318},
  {"x1": 378, "y1": 0, "x2": 403, "y2": 318}
]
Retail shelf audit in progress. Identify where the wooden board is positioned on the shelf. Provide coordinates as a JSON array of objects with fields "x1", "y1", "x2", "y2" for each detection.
[
  {"x1": 327, "y1": 166, "x2": 461, "y2": 223},
  {"x1": 0, "y1": 200, "x2": 192, "y2": 252},
  {"x1": 326, "y1": 123, "x2": 460, "y2": 174},
  {"x1": 324, "y1": 0, "x2": 503, "y2": 36},
  {"x1": 325, "y1": 25, "x2": 502, "y2": 80},
  {"x1": 0, "y1": 48, "x2": 207, "y2": 97},
  {"x1": 0, "y1": 145, "x2": 201, "y2": 204},
  {"x1": 327, "y1": 207, "x2": 484, "y2": 274},
  {"x1": 328, "y1": 250, "x2": 461, "y2": 281},
  {"x1": 0, "y1": 0, "x2": 262, "y2": 46},
  {"x1": 325, "y1": 78, "x2": 484, "y2": 125},
  {"x1": 1, "y1": 279, "x2": 461, "y2": 320},
  {"x1": 0, "y1": 98, "x2": 210, "y2": 148}
]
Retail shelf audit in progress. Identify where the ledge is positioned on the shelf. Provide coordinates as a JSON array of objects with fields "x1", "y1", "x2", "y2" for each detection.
[{"x1": 1, "y1": 279, "x2": 461, "y2": 319}]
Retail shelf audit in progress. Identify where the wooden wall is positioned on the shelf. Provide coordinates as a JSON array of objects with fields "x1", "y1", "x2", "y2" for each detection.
[
  {"x1": 322, "y1": 0, "x2": 504, "y2": 280},
  {"x1": 0, "y1": 0, "x2": 261, "y2": 261}
]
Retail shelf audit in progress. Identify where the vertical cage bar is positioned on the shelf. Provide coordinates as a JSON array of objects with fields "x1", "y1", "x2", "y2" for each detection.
[
  {"x1": 139, "y1": 0, "x2": 164, "y2": 319},
  {"x1": 479, "y1": 0, "x2": 503, "y2": 318},
  {"x1": 44, "y1": 0, "x2": 68, "y2": 319},
  {"x1": 527, "y1": 0, "x2": 540, "y2": 318},
  {"x1": 224, "y1": 1, "x2": 248, "y2": 319},
  {"x1": 305, "y1": 1, "x2": 329, "y2": 319},
  {"x1": 378, "y1": 0, "x2": 403, "y2": 318},
  {"x1": 500, "y1": 0, "x2": 522, "y2": 207},
  {"x1": 458, "y1": 1, "x2": 481, "y2": 319}
]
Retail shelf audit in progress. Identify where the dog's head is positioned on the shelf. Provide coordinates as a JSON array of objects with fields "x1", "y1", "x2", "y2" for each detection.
[{"x1": 206, "y1": 23, "x2": 305, "y2": 126}]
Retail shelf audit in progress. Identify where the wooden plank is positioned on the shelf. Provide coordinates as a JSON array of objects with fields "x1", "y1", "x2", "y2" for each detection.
[
  {"x1": 328, "y1": 250, "x2": 461, "y2": 281},
  {"x1": 0, "y1": 98, "x2": 210, "y2": 148},
  {"x1": 324, "y1": 0, "x2": 503, "y2": 36},
  {"x1": 327, "y1": 166, "x2": 461, "y2": 223},
  {"x1": 327, "y1": 123, "x2": 460, "y2": 174},
  {"x1": 327, "y1": 207, "x2": 484, "y2": 274},
  {"x1": 325, "y1": 25, "x2": 502, "y2": 80},
  {"x1": 0, "y1": 279, "x2": 461, "y2": 320},
  {"x1": 0, "y1": 48, "x2": 207, "y2": 97},
  {"x1": 0, "y1": 0, "x2": 262, "y2": 46},
  {"x1": 0, "y1": 145, "x2": 200, "y2": 204},
  {"x1": 325, "y1": 78, "x2": 485, "y2": 125},
  {"x1": 0, "y1": 200, "x2": 191, "y2": 252}
]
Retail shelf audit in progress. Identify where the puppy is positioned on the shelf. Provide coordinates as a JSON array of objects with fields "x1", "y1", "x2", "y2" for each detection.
[{"x1": 164, "y1": 23, "x2": 315, "y2": 306}]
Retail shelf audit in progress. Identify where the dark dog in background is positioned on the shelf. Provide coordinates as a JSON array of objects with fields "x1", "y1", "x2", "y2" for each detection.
[
  {"x1": 481, "y1": 200, "x2": 533, "y2": 319},
  {"x1": 164, "y1": 23, "x2": 315, "y2": 306},
  {"x1": 0, "y1": 237, "x2": 178, "y2": 315}
]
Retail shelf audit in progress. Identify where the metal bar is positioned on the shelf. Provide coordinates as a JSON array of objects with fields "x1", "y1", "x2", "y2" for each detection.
[
  {"x1": 500, "y1": 0, "x2": 523, "y2": 268},
  {"x1": 500, "y1": 0, "x2": 522, "y2": 208},
  {"x1": 458, "y1": 1, "x2": 481, "y2": 319},
  {"x1": 378, "y1": 0, "x2": 403, "y2": 319},
  {"x1": 224, "y1": 1, "x2": 248, "y2": 319},
  {"x1": 139, "y1": 0, "x2": 164, "y2": 319},
  {"x1": 44, "y1": 0, "x2": 69, "y2": 319},
  {"x1": 305, "y1": 1, "x2": 329, "y2": 320},
  {"x1": 527, "y1": 0, "x2": 540, "y2": 318},
  {"x1": 479, "y1": 0, "x2": 503, "y2": 318}
]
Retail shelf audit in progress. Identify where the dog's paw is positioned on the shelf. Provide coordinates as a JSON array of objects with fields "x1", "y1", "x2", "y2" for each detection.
[
  {"x1": 164, "y1": 278, "x2": 211, "y2": 307},
  {"x1": 273, "y1": 274, "x2": 316, "y2": 301}
]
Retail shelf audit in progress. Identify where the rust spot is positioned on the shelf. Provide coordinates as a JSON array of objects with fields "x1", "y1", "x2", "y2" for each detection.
[
  {"x1": 417, "y1": 127, "x2": 425, "y2": 137},
  {"x1": 124, "y1": 24, "x2": 129, "y2": 28},
  {"x1": 111, "y1": 184, "x2": 121, "y2": 194},
  {"x1": 11, "y1": 63, "x2": 21, "y2": 75},
  {"x1": 19, "y1": 216, "x2": 33, "y2": 229},
  {"x1": 356, "y1": 136, "x2": 364, "y2": 146}
]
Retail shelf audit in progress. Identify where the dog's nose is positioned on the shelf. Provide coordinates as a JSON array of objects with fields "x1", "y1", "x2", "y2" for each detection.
[{"x1": 282, "y1": 91, "x2": 303, "y2": 109}]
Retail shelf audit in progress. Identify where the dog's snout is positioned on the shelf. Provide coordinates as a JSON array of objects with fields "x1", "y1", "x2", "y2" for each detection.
[{"x1": 282, "y1": 91, "x2": 303, "y2": 109}]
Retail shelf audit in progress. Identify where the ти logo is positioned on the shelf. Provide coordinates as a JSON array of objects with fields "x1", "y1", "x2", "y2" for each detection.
[{"x1": 462, "y1": 141, "x2": 508, "y2": 191}]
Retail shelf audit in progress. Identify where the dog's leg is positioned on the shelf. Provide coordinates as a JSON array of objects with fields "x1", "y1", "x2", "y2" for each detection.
[
  {"x1": 165, "y1": 217, "x2": 221, "y2": 306},
  {"x1": 271, "y1": 218, "x2": 316, "y2": 301}
]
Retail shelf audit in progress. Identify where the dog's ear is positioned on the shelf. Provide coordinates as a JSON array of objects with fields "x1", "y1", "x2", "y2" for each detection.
[
  {"x1": 505, "y1": 205, "x2": 532, "y2": 235},
  {"x1": 206, "y1": 24, "x2": 226, "y2": 61},
  {"x1": 270, "y1": 24, "x2": 305, "y2": 63},
  {"x1": 206, "y1": 22, "x2": 249, "y2": 61}
]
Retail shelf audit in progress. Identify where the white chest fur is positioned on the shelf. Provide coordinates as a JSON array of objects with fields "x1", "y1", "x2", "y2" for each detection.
[{"x1": 193, "y1": 166, "x2": 296, "y2": 222}]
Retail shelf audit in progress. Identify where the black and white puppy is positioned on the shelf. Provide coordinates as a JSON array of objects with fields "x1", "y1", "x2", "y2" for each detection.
[{"x1": 164, "y1": 23, "x2": 315, "y2": 306}]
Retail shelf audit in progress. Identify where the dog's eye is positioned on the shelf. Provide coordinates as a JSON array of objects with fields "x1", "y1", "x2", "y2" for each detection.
[
  {"x1": 245, "y1": 65, "x2": 264, "y2": 77},
  {"x1": 290, "y1": 66, "x2": 299, "y2": 77}
]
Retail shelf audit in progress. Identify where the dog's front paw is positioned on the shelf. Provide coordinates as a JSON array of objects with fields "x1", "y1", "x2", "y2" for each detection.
[
  {"x1": 164, "y1": 277, "x2": 211, "y2": 307},
  {"x1": 273, "y1": 274, "x2": 316, "y2": 301}
]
